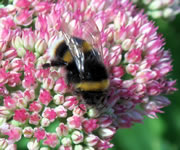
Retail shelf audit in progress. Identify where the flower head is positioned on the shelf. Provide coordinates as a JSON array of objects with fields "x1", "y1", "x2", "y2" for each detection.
[{"x1": 0, "y1": 0, "x2": 176, "y2": 149}]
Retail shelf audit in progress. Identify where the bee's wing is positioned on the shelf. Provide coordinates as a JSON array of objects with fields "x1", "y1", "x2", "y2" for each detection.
[
  {"x1": 81, "y1": 20, "x2": 103, "y2": 61},
  {"x1": 60, "y1": 18, "x2": 103, "y2": 76},
  {"x1": 62, "y1": 32, "x2": 85, "y2": 77}
]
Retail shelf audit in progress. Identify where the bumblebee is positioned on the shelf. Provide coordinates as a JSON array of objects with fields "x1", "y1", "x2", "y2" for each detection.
[{"x1": 43, "y1": 32, "x2": 109, "y2": 105}]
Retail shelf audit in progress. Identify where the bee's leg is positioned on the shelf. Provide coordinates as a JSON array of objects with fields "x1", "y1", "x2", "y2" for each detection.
[
  {"x1": 50, "y1": 60, "x2": 68, "y2": 66},
  {"x1": 74, "y1": 90, "x2": 86, "y2": 112},
  {"x1": 42, "y1": 59, "x2": 67, "y2": 68},
  {"x1": 42, "y1": 63, "x2": 51, "y2": 68}
]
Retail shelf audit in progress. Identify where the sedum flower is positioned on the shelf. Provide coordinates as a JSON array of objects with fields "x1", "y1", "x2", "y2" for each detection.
[
  {"x1": 0, "y1": 0, "x2": 177, "y2": 149},
  {"x1": 132, "y1": 0, "x2": 180, "y2": 19}
]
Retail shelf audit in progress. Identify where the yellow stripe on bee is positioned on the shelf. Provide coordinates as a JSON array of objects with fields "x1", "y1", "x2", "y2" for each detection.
[
  {"x1": 75, "y1": 79, "x2": 110, "y2": 91},
  {"x1": 82, "y1": 41, "x2": 93, "y2": 52},
  {"x1": 63, "y1": 51, "x2": 73, "y2": 63}
]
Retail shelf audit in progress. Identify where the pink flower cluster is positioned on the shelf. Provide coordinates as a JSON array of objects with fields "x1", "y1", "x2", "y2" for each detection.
[{"x1": 0, "y1": 0, "x2": 176, "y2": 149}]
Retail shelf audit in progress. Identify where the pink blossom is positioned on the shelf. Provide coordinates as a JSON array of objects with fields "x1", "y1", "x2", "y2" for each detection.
[
  {"x1": 14, "y1": 0, "x2": 31, "y2": 9},
  {"x1": 0, "y1": 16, "x2": 16, "y2": 29},
  {"x1": 43, "y1": 133, "x2": 59, "y2": 148},
  {"x1": 24, "y1": 89, "x2": 35, "y2": 101},
  {"x1": 11, "y1": 58, "x2": 24, "y2": 72},
  {"x1": 34, "y1": 128, "x2": 46, "y2": 142},
  {"x1": 4, "y1": 126, "x2": 22, "y2": 143},
  {"x1": 3, "y1": 48, "x2": 17, "y2": 61},
  {"x1": 39, "y1": 89, "x2": 52, "y2": 106},
  {"x1": 4, "y1": 96, "x2": 16, "y2": 109},
  {"x1": 0, "y1": 68, "x2": 8, "y2": 86},
  {"x1": 13, "y1": 108, "x2": 29, "y2": 123},
  {"x1": 83, "y1": 119, "x2": 99, "y2": 133},
  {"x1": 97, "y1": 140, "x2": 113, "y2": 150},
  {"x1": 29, "y1": 101, "x2": 42, "y2": 112},
  {"x1": 54, "y1": 77, "x2": 68, "y2": 94},
  {"x1": 67, "y1": 115, "x2": 82, "y2": 129},
  {"x1": 73, "y1": 104, "x2": 87, "y2": 116},
  {"x1": 42, "y1": 107, "x2": 57, "y2": 122},
  {"x1": 7, "y1": 72, "x2": 21, "y2": 87},
  {"x1": 0, "y1": 8, "x2": 8, "y2": 18},
  {"x1": 63, "y1": 96, "x2": 78, "y2": 110},
  {"x1": 14, "y1": 9, "x2": 33, "y2": 26},
  {"x1": 29, "y1": 112, "x2": 41, "y2": 125}
]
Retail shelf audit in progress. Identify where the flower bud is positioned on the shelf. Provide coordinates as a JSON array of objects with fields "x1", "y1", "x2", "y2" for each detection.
[
  {"x1": 24, "y1": 89, "x2": 35, "y2": 102},
  {"x1": 16, "y1": 47, "x2": 26, "y2": 57},
  {"x1": 35, "y1": 39, "x2": 47, "y2": 55},
  {"x1": 23, "y1": 127, "x2": 34, "y2": 138},
  {"x1": 56, "y1": 123, "x2": 69, "y2": 136},
  {"x1": 64, "y1": 96, "x2": 78, "y2": 110},
  {"x1": 114, "y1": 11, "x2": 127, "y2": 30},
  {"x1": 0, "y1": 106, "x2": 11, "y2": 118},
  {"x1": 85, "y1": 134, "x2": 99, "y2": 147},
  {"x1": 163, "y1": 8, "x2": 174, "y2": 18},
  {"x1": 71, "y1": 130, "x2": 84, "y2": 144},
  {"x1": 55, "y1": 105, "x2": 67, "y2": 118},
  {"x1": 98, "y1": 126, "x2": 116, "y2": 139},
  {"x1": 122, "y1": 39, "x2": 134, "y2": 51},
  {"x1": 4, "y1": 144, "x2": 16, "y2": 150},
  {"x1": 42, "y1": 77, "x2": 55, "y2": 90},
  {"x1": 61, "y1": 137, "x2": 72, "y2": 146},
  {"x1": 41, "y1": 117, "x2": 50, "y2": 127},
  {"x1": 149, "y1": 1, "x2": 162, "y2": 10},
  {"x1": 53, "y1": 94, "x2": 64, "y2": 105},
  {"x1": 40, "y1": 147, "x2": 50, "y2": 150},
  {"x1": 0, "y1": 117, "x2": 6, "y2": 126},
  {"x1": 12, "y1": 36, "x2": 24, "y2": 49},
  {"x1": 98, "y1": 115, "x2": 113, "y2": 128},
  {"x1": 27, "y1": 139, "x2": 40, "y2": 150},
  {"x1": 84, "y1": 146, "x2": 95, "y2": 150},
  {"x1": 148, "y1": 10, "x2": 162, "y2": 19},
  {"x1": 87, "y1": 108, "x2": 99, "y2": 118},
  {"x1": 0, "y1": 138, "x2": 8, "y2": 149},
  {"x1": 16, "y1": 98, "x2": 27, "y2": 108},
  {"x1": 73, "y1": 104, "x2": 87, "y2": 116},
  {"x1": 58, "y1": 145, "x2": 72, "y2": 150},
  {"x1": 74, "y1": 145, "x2": 83, "y2": 150}
]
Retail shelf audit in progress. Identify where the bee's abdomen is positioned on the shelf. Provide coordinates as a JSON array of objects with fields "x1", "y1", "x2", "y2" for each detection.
[{"x1": 75, "y1": 79, "x2": 109, "y2": 91}]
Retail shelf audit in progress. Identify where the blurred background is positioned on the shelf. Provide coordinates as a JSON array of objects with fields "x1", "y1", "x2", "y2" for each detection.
[{"x1": 110, "y1": 14, "x2": 180, "y2": 150}]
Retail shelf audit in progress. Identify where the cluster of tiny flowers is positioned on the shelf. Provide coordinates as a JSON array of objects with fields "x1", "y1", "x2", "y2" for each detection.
[
  {"x1": 132, "y1": 0, "x2": 180, "y2": 19},
  {"x1": 0, "y1": 0, "x2": 176, "y2": 149}
]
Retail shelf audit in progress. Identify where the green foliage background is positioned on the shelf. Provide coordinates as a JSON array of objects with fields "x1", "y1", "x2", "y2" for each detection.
[{"x1": 110, "y1": 14, "x2": 180, "y2": 150}]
